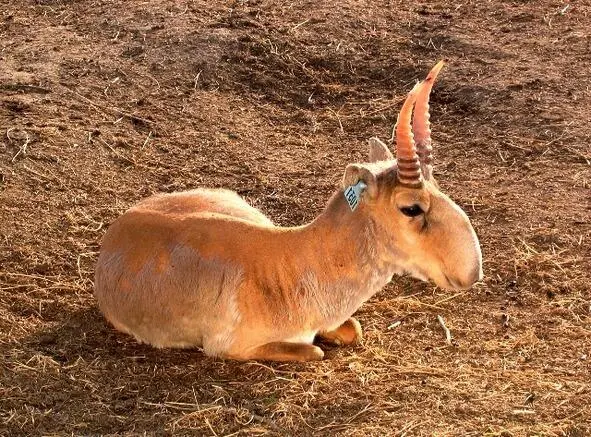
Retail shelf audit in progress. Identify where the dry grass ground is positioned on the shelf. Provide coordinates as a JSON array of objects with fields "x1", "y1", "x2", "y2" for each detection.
[{"x1": 0, "y1": 0, "x2": 590, "y2": 435}]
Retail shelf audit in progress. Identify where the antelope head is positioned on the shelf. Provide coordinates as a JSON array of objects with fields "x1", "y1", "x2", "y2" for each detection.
[{"x1": 342, "y1": 61, "x2": 482, "y2": 290}]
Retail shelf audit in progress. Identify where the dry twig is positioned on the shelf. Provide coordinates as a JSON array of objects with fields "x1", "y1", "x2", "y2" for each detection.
[{"x1": 437, "y1": 315, "x2": 452, "y2": 345}]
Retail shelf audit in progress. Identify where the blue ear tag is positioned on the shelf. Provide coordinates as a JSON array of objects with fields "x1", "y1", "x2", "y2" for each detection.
[{"x1": 344, "y1": 181, "x2": 367, "y2": 211}]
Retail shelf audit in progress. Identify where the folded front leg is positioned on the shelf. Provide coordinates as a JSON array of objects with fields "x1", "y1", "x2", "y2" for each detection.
[
  {"x1": 235, "y1": 341, "x2": 325, "y2": 362},
  {"x1": 317, "y1": 317, "x2": 362, "y2": 346}
]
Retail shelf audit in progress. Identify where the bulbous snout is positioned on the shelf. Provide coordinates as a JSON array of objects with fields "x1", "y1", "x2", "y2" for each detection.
[
  {"x1": 429, "y1": 194, "x2": 483, "y2": 291},
  {"x1": 404, "y1": 188, "x2": 483, "y2": 291},
  {"x1": 442, "y1": 221, "x2": 483, "y2": 290}
]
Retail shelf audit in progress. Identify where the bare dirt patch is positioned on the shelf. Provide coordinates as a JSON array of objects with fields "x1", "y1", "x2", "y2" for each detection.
[{"x1": 1, "y1": 0, "x2": 589, "y2": 435}]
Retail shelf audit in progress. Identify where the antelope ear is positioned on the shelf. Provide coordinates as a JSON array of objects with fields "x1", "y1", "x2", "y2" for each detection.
[
  {"x1": 368, "y1": 137, "x2": 394, "y2": 162},
  {"x1": 342, "y1": 163, "x2": 378, "y2": 200}
]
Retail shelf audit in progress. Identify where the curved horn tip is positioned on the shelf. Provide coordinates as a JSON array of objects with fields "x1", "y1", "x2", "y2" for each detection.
[{"x1": 425, "y1": 60, "x2": 446, "y2": 83}]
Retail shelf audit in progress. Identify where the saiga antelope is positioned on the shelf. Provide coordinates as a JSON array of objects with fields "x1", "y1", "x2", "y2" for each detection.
[{"x1": 95, "y1": 61, "x2": 482, "y2": 362}]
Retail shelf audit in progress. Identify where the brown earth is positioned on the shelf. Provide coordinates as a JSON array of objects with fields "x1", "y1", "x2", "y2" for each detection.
[{"x1": 1, "y1": 0, "x2": 590, "y2": 435}]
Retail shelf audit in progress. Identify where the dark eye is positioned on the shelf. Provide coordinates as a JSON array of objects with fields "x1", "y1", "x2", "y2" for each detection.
[{"x1": 400, "y1": 204, "x2": 423, "y2": 217}]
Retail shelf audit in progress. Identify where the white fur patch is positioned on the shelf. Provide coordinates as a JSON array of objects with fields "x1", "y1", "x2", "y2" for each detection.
[
  {"x1": 202, "y1": 277, "x2": 243, "y2": 356},
  {"x1": 227, "y1": 291, "x2": 242, "y2": 325},
  {"x1": 283, "y1": 331, "x2": 317, "y2": 345}
]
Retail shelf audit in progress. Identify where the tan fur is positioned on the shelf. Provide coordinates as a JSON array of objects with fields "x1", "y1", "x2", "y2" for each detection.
[{"x1": 95, "y1": 147, "x2": 482, "y2": 361}]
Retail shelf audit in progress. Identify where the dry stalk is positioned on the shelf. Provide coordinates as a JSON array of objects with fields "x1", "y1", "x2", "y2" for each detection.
[{"x1": 437, "y1": 315, "x2": 452, "y2": 345}]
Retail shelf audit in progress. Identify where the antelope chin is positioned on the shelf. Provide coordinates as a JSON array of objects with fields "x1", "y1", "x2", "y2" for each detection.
[{"x1": 399, "y1": 265, "x2": 429, "y2": 282}]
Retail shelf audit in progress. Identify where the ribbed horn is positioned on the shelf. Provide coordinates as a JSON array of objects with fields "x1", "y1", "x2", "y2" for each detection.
[
  {"x1": 413, "y1": 60, "x2": 445, "y2": 180},
  {"x1": 395, "y1": 82, "x2": 422, "y2": 188}
]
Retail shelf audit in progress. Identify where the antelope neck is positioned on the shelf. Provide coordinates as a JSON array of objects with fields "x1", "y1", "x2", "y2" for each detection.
[{"x1": 285, "y1": 190, "x2": 396, "y2": 296}]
